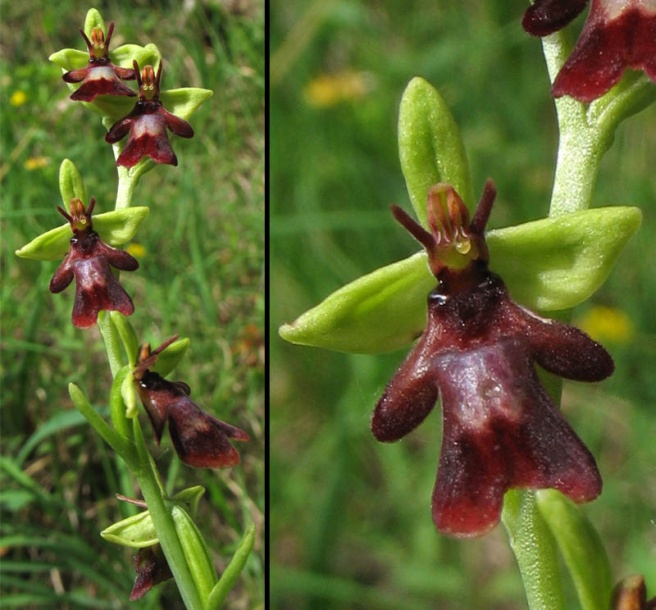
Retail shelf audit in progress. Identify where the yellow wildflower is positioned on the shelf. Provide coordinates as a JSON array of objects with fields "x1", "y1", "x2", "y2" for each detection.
[
  {"x1": 24, "y1": 157, "x2": 50, "y2": 171},
  {"x1": 304, "y1": 71, "x2": 373, "y2": 108},
  {"x1": 126, "y1": 243, "x2": 146, "y2": 258},
  {"x1": 577, "y1": 305, "x2": 634, "y2": 344},
  {"x1": 10, "y1": 90, "x2": 27, "y2": 106}
]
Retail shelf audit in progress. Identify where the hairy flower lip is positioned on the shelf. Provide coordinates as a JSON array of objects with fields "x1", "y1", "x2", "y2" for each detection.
[
  {"x1": 373, "y1": 183, "x2": 614, "y2": 537},
  {"x1": 134, "y1": 338, "x2": 250, "y2": 468},
  {"x1": 105, "y1": 61, "x2": 194, "y2": 167},
  {"x1": 49, "y1": 198, "x2": 138, "y2": 328}
]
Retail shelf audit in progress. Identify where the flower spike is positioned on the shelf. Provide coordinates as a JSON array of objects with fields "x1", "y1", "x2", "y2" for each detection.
[
  {"x1": 105, "y1": 61, "x2": 194, "y2": 167},
  {"x1": 134, "y1": 338, "x2": 250, "y2": 468},
  {"x1": 49, "y1": 198, "x2": 138, "y2": 328},
  {"x1": 62, "y1": 22, "x2": 136, "y2": 102},
  {"x1": 374, "y1": 182, "x2": 614, "y2": 537}
]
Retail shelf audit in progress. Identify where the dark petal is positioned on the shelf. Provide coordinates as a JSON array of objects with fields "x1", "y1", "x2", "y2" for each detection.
[
  {"x1": 522, "y1": 0, "x2": 589, "y2": 36},
  {"x1": 506, "y1": 302, "x2": 614, "y2": 382},
  {"x1": 96, "y1": 241, "x2": 139, "y2": 271},
  {"x1": 160, "y1": 107, "x2": 194, "y2": 138},
  {"x1": 129, "y1": 545, "x2": 173, "y2": 601},
  {"x1": 113, "y1": 65, "x2": 137, "y2": 80},
  {"x1": 136, "y1": 371, "x2": 181, "y2": 442},
  {"x1": 167, "y1": 397, "x2": 249, "y2": 468},
  {"x1": 70, "y1": 258, "x2": 135, "y2": 328},
  {"x1": 105, "y1": 117, "x2": 135, "y2": 144},
  {"x1": 68, "y1": 67, "x2": 136, "y2": 102},
  {"x1": 372, "y1": 331, "x2": 438, "y2": 442},
  {"x1": 49, "y1": 259, "x2": 74, "y2": 293},
  {"x1": 114, "y1": 115, "x2": 178, "y2": 167},
  {"x1": 431, "y1": 339, "x2": 601, "y2": 537},
  {"x1": 62, "y1": 68, "x2": 90, "y2": 83},
  {"x1": 552, "y1": 3, "x2": 656, "y2": 102}
]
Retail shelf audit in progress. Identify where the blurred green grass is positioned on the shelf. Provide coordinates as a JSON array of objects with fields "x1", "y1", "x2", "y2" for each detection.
[
  {"x1": 1, "y1": 1, "x2": 263, "y2": 608},
  {"x1": 270, "y1": 1, "x2": 656, "y2": 609}
]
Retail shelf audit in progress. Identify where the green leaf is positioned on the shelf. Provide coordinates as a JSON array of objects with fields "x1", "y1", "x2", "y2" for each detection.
[
  {"x1": 15, "y1": 207, "x2": 149, "y2": 261},
  {"x1": 100, "y1": 510, "x2": 158, "y2": 549},
  {"x1": 398, "y1": 77, "x2": 472, "y2": 226},
  {"x1": 536, "y1": 490, "x2": 613, "y2": 610},
  {"x1": 171, "y1": 486, "x2": 205, "y2": 518},
  {"x1": 160, "y1": 88, "x2": 213, "y2": 122},
  {"x1": 109, "y1": 311, "x2": 139, "y2": 367},
  {"x1": 279, "y1": 206, "x2": 641, "y2": 354},
  {"x1": 59, "y1": 159, "x2": 86, "y2": 209},
  {"x1": 206, "y1": 522, "x2": 256, "y2": 610}
]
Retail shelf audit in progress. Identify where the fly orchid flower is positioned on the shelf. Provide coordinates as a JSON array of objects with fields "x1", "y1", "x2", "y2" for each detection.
[
  {"x1": 49, "y1": 197, "x2": 138, "y2": 328},
  {"x1": 523, "y1": 0, "x2": 656, "y2": 102},
  {"x1": 373, "y1": 181, "x2": 614, "y2": 537},
  {"x1": 134, "y1": 337, "x2": 250, "y2": 468},
  {"x1": 62, "y1": 22, "x2": 137, "y2": 102},
  {"x1": 105, "y1": 61, "x2": 194, "y2": 167}
]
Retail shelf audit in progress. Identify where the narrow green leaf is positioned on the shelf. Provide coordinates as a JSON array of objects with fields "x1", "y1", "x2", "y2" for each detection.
[
  {"x1": 398, "y1": 77, "x2": 472, "y2": 226},
  {"x1": 100, "y1": 510, "x2": 158, "y2": 548},
  {"x1": 15, "y1": 207, "x2": 149, "y2": 261},
  {"x1": 68, "y1": 383, "x2": 129, "y2": 459},
  {"x1": 59, "y1": 159, "x2": 86, "y2": 210},
  {"x1": 205, "y1": 523, "x2": 256, "y2": 610},
  {"x1": 536, "y1": 490, "x2": 613, "y2": 610},
  {"x1": 280, "y1": 206, "x2": 641, "y2": 354}
]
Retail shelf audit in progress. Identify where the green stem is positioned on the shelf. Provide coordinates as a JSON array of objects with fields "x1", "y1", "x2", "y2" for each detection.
[
  {"x1": 98, "y1": 311, "x2": 125, "y2": 378},
  {"x1": 132, "y1": 419, "x2": 204, "y2": 610},
  {"x1": 502, "y1": 491, "x2": 566, "y2": 610}
]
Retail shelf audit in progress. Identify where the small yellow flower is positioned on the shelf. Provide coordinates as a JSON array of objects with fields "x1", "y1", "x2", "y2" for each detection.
[
  {"x1": 577, "y1": 305, "x2": 634, "y2": 344},
  {"x1": 10, "y1": 90, "x2": 27, "y2": 106},
  {"x1": 24, "y1": 156, "x2": 50, "y2": 171},
  {"x1": 126, "y1": 243, "x2": 146, "y2": 258},
  {"x1": 304, "y1": 70, "x2": 373, "y2": 108}
]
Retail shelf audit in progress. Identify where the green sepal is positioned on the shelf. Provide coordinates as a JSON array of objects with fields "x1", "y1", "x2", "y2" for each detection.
[
  {"x1": 172, "y1": 505, "x2": 218, "y2": 600},
  {"x1": 83, "y1": 8, "x2": 105, "y2": 37},
  {"x1": 59, "y1": 159, "x2": 86, "y2": 209},
  {"x1": 110, "y1": 366, "x2": 133, "y2": 439},
  {"x1": 398, "y1": 77, "x2": 472, "y2": 226},
  {"x1": 160, "y1": 88, "x2": 213, "y2": 122},
  {"x1": 100, "y1": 509, "x2": 159, "y2": 549},
  {"x1": 536, "y1": 490, "x2": 613, "y2": 610},
  {"x1": 152, "y1": 337, "x2": 191, "y2": 377},
  {"x1": 279, "y1": 206, "x2": 641, "y2": 354},
  {"x1": 15, "y1": 207, "x2": 149, "y2": 261}
]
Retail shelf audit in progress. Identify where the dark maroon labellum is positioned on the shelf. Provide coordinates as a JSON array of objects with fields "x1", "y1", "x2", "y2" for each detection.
[
  {"x1": 49, "y1": 197, "x2": 138, "y2": 328},
  {"x1": 134, "y1": 337, "x2": 250, "y2": 468},
  {"x1": 373, "y1": 182, "x2": 614, "y2": 537}
]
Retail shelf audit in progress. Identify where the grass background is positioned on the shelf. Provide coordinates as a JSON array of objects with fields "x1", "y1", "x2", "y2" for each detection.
[
  {"x1": 1, "y1": 1, "x2": 264, "y2": 608},
  {"x1": 270, "y1": 1, "x2": 656, "y2": 609}
]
